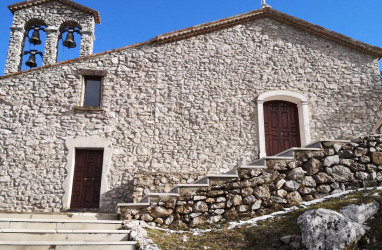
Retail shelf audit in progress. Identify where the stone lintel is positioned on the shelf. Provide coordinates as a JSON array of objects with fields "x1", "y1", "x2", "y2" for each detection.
[{"x1": 77, "y1": 69, "x2": 108, "y2": 76}]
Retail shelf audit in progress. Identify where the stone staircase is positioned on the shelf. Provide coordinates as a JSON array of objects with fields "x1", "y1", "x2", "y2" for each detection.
[
  {"x1": 0, "y1": 212, "x2": 136, "y2": 249},
  {"x1": 117, "y1": 139, "x2": 355, "y2": 227}
]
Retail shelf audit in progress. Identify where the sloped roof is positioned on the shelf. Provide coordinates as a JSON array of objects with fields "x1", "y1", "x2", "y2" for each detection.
[
  {"x1": 8, "y1": 0, "x2": 101, "y2": 24},
  {"x1": 151, "y1": 7, "x2": 382, "y2": 58}
]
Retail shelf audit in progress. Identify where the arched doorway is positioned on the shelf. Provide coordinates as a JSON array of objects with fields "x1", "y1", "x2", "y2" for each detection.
[
  {"x1": 264, "y1": 101, "x2": 301, "y2": 156},
  {"x1": 257, "y1": 91, "x2": 311, "y2": 157}
]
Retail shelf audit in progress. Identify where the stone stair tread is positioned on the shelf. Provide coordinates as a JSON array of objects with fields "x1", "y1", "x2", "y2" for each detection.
[
  {"x1": 0, "y1": 241, "x2": 137, "y2": 245},
  {"x1": 240, "y1": 165, "x2": 267, "y2": 169},
  {"x1": 0, "y1": 229, "x2": 131, "y2": 234},
  {"x1": 321, "y1": 139, "x2": 351, "y2": 142},
  {"x1": 116, "y1": 203, "x2": 150, "y2": 207},
  {"x1": 0, "y1": 212, "x2": 117, "y2": 220},
  {"x1": 146, "y1": 192, "x2": 180, "y2": 196},
  {"x1": 305, "y1": 139, "x2": 350, "y2": 148},
  {"x1": 262, "y1": 156, "x2": 295, "y2": 159},
  {"x1": 248, "y1": 156, "x2": 294, "y2": 165},
  {"x1": 199, "y1": 174, "x2": 238, "y2": 179},
  {"x1": 0, "y1": 218, "x2": 122, "y2": 224},
  {"x1": 175, "y1": 183, "x2": 210, "y2": 187},
  {"x1": 194, "y1": 174, "x2": 238, "y2": 184},
  {"x1": 276, "y1": 147, "x2": 323, "y2": 154},
  {"x1": 275, "y1": 147, "x2": 324, "y2": 157}
]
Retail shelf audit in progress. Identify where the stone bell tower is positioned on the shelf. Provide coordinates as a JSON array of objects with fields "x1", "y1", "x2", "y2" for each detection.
[{"x1": 4, "y1": 0, "x2": 101, "y2": 75}]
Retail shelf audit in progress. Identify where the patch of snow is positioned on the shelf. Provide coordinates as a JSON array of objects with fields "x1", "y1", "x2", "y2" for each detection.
[
  {"x1": 182, "y1": 235, "x2": 188, "y2": 242},
  {"x1": 227, "y1": 206, "x2": 299, "y2": 230}
]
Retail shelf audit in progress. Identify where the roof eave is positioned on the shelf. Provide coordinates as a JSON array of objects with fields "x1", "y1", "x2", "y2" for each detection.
[{"x1": 8, "y1": 0, "x2": 101, "y2": 24}]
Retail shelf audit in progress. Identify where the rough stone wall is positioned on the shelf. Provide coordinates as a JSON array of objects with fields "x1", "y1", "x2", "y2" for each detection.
[
  {"x1": 5, "y1": 1, "x2": 95, "y2": 74},
  {"x1": 133, "y1": 171, "x2": 208, "y2": 202},
  {"x1": 0, "y1": 17, "x2": 381, "y2": 212},
  {"x1": 120, "y1": 135, "x2": 382, "y2": 228}
]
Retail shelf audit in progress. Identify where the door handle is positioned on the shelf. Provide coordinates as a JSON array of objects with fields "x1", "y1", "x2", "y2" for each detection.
[
  {"x1": 92, "y1": 178, "x2": 95, "y2": 181},
  {"x1": 84, "y1": 177, "x2": 87, "y2": 181}
]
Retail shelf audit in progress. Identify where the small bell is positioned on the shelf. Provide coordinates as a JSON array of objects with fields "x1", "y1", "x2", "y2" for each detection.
[
  {"x1": 63, "y1": 29, "x2": 77, "y2": 49},
  {"x1": 29, "y1": 27, "x2": 42, "y2": 46},
  {"x1": 24, "y1": 50, "x2": 43, "y2": 68},
  {"x1": 25, "y1": 53, "x2": 37, "y2": 68}
]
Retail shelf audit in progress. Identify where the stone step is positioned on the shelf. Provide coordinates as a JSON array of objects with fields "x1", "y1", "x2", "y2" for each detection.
[
  {"x1": 0, "y1": 218, "x2": 123, "y2": 230},
  {"x1": 0, "y1": 229, "x2": 131, "y2": 241},
  {"x1": 320, "y1": 140, "x2": 351, "y2": 147},
  {"x1": 275, "y1": 147, "x2": 323, "y2": 157},
  {"x1": 116, "y1": 202, "x2": 150, "y2": 213},
  {"x1": 246, "y1": 156, "x2": 294, "y2": 167},
  {"x1": 117, "y1": 173, "x2": 238, "y2": 212},
  {"x1": 239, "y1": 165, "x2": 267, "y2": 170},
  {"x1": 305, "y1": 140, "x2": 350, "y2": 148},
  {"x1": 117, "y1": 192, "x2": 180, "y2": 212},
  {"x1": 0, "y1": 241, "x2": 136, "y2": 250},
  {"x1": 169, "y1": 183, "x2": 210, "y2": 193},
  {"x1": 194, "y1": 174, "x2": 239, "y2": 185},
  {"x1": 0, "y1": 212, "x2": 118, "y2": 221}
]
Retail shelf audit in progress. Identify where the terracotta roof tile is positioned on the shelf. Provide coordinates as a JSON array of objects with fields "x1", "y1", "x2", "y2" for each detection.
[{"x1": 8, "y1": 0, "x2": 101, "y2": 24}]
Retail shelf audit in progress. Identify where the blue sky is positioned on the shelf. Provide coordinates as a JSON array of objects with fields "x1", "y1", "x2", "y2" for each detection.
[{"x1": 0, "y1": 0, "x2": 381, "y2": 73}]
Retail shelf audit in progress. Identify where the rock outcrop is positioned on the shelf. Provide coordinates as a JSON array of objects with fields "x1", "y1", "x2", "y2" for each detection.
[{"x1": 297, "y1": 202, "x2": 380, "y2": 250}]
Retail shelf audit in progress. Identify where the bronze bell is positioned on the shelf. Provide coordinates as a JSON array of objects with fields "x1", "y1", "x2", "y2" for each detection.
[
  {"x1": 25, "y1": 53, "x2": 37, "y2": 68},
  {"x1": 24, "y1": 50, "x2": 43, "y2": 68},
  {"x1": 29, "y1": 27, "x2": 42, "y2": 45},
  {"x1": 63, "y1": 30, "x2": 76, "y2": 49}
]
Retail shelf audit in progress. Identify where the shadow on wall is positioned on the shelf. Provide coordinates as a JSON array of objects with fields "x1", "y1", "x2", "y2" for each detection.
[{"x1": 101, "y1": 181, "x2": 134, "y2": 213}]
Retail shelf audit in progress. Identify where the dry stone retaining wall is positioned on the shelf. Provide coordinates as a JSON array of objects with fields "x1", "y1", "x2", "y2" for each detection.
[
  {"x1": 120, "y1": 135, "x2": 382, "y2": 228},
  {"x1": 0, "y1": 16, "x2": 381, "y2": 212}
]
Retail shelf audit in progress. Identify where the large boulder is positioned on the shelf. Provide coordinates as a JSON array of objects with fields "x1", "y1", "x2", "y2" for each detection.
[
  {"x1": 297, "y1": 208, "x2": 366, "y2": 250},
  {"x1": 302, "y1": 176, "x2": 316, "y2": 187},
  {"x1": 284, "y1": 180, "x2": 300, "y2": 191},
  {"x1": 251, "y1": 199, "x2": 262, "y2": 210},
  {"x1": 371, "y1": 152, "x2": 382, "y2": 165},
  {"x1": 323, "y1": 155, "x2": 340, "y2": 167},
  {"x1": 193, "y1": 201, "x2": 208, "y2": 212},
  {"x1": 287, "y1": 167, "x2": 306, "y2": 180},
  {"x1": 232, "y1": 195, "x2": 243, "y2": 206},
  {"x1": 303, "y1": 158, "x2": 322, "y2": 176},
  {"x1": 286, "y1": 191, "x2": 302, "y2": 205},
  {"x1": 331, "y1": 165, "x2": 354, "y2": 182},
  {"x1": 253, "y1": 186, "x2": 271, "y2": 200},
  {"x1": 241, "y1": 187, "x2": 254, "y2": 197},
  {"x1": 190, "y1": 216, "x2": 206, "y2": 228},
  {"x1": 151, "y1": 206, "x2": 173, "y2": 218},
  {"x1": 314, "y1": 173, "x2": 335, "y2": 184},
  {"x1": 340, "y1": 201, "x2": 380, "y2": 224}
]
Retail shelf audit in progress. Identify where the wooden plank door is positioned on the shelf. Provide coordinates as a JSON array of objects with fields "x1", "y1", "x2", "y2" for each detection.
[
  {"x1": 70, "y1": 149, "x2": 103, "y2": 209},
  {"x1": 264, "y1": 101, "x2": 301, "y2": 156}
]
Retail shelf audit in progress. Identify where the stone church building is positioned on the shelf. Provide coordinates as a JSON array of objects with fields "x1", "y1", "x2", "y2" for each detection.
[{"x1": 0, "y1": 0, "x2": 381, "y2": 213}]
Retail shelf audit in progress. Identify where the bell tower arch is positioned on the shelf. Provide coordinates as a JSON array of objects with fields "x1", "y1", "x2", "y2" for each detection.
[{"x1": 4, "y1": 0, "x2": 100, "y2": 75}]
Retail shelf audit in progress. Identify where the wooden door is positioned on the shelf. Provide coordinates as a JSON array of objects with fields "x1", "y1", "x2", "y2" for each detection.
[
  {"x1": 264, "y1": 101, "x2": 301, "y2": 156},
  {"x1": 70, "y1": 149, "x2": 103, "y2": 209}
]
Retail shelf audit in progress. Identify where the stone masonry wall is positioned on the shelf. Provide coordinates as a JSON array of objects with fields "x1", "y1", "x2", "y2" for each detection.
[
  {"x1": 120, "y1": 135, "x2": 382, "y2": 228},
  {"x1": 133, "y1": 171, "x2": 208, "y2": 202},
  {"x1": 0, "y1": 17, "x2": 381, "y2": 212}
]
